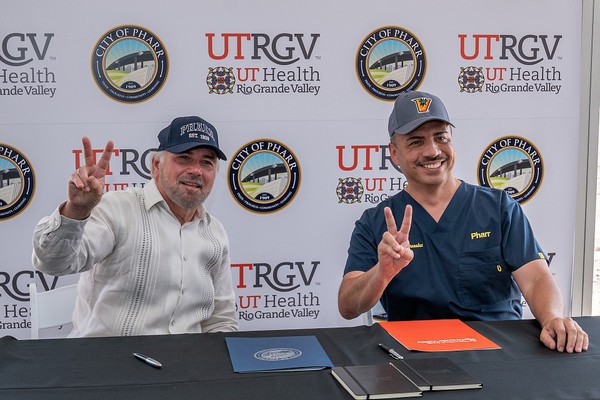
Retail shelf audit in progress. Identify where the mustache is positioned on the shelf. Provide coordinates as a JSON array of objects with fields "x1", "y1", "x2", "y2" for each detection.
[
  {"x1": 417, "y1": 155, "x2": 446, "y2": 165},
  {"x1": 179, "y1": 175, "x2": 204, "y2": 187}
]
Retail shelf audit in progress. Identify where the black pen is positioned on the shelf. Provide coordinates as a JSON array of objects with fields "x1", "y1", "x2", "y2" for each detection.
[
  {"x1": 133, "y1": 352, "x2": 163, "y2": 368},
  {"x1": 378, "y1": 343, "x2": 403, "y2": 360}
]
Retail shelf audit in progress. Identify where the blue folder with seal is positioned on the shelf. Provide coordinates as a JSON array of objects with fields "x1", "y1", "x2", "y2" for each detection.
[{"x1": 225, "y1": 335, "x2": 334, "y2": 373}]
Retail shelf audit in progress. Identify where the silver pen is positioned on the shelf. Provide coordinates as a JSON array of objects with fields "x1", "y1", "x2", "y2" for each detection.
[
  {"x1": 378, "y1": 343, "x2": 403, "y2": 360},
  {"x1": 133, "y1": 352, "x2": 163, "y2": 368}
]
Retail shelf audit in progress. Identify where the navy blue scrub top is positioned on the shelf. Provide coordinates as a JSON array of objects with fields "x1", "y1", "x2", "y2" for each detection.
[{"x1": 344, "y1": 181, "x2": 546, "y2": 321}]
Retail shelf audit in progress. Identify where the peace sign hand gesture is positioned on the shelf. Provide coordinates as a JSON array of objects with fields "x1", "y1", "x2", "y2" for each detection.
[
  {"x1": 377, "y1": 205, "x2": 414, "y2": 281},
  {"x1": 62, "y1": 136, "x2": 114, "y2": 220}
]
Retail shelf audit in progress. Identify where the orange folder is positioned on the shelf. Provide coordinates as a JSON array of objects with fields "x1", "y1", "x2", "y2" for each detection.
[{"x1": 379, "y1": 319, "x2": 501, "y2": 352}]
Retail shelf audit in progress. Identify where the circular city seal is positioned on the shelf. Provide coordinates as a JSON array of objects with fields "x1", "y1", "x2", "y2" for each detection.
[
  {"x1": 0, "y1": 143, "x2": 35, "y2": 220},
  {"x1": 254, "y1": 348, "x2": 302, "y2": 362},
  {"x1": 477, "y1": 136, "x2": 544, "y2": 204},
  {"x1": 356, "y1": 26, "x2": 427, "y2": 101},
  {"x1": 91, "y1": 25, "x2": 169, "y2": 103},
  {"x1": 228, "y1": 139, "x2": 301, "y2": 214}
]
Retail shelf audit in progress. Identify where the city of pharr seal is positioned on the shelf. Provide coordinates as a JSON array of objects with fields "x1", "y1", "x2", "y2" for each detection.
[
  {"x1": 91, "y1": 25, "x2": 169, "y2": 103},
  {"x1": 356, "y1": 26, "x2": 427, "y2": 101},
  {"x1": 0, "y1": 143, "x2": 35, "y2": 220},
  {"x1": 477, "y1": 135, "x2": 544, "y2": 204},
  {"x1": 228, "y1": 139, "x2": 301, "y2": 214}
]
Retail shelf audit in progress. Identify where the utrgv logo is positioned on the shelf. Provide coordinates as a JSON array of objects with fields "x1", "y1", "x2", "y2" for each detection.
[
  {"x1": 458, "y1": 34, "x2": 562, "y2": 66},
  {"x1": 231, "y1": 261, "x2": 320, "y2": 292},
  {"x1": 206, "y1": 33, "x2": 320, "y2": 65},
  {"x1": 0, "y1": 33, "x2": 54, "y2": 66}
]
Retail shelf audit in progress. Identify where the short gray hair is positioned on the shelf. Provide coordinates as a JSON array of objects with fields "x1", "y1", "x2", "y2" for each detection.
[{"x1": 151, "y1": 149, "x2": 221, "y2": 172}]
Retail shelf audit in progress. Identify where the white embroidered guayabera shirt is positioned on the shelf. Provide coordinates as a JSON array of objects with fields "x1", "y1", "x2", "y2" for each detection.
[{"x1": 32, "y1": 180, "x2": 238, "y2": 337}]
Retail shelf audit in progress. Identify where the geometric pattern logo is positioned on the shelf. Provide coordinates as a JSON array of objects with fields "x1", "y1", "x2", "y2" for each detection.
[
  {"x1": 458, "y1": 66, "x2": 484, "y2": 93},
  {"x1": 207, "y1": 66, "x2": 236, "y2": 94},
  {"x1": 336, "y1": 177, "x2": 363, "y2": 204}
]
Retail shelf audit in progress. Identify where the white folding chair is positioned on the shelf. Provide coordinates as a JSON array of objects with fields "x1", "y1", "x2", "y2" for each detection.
[
  {"x1": 363, "y1": 301, "x2": 387, "y2": 326},
  {"x1": 29, "y1": 282, "x2": 78, "y2": 339}
]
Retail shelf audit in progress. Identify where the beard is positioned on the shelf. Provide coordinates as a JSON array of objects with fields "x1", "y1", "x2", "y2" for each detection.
[{"x1": 159, "y1": 171, "x2": 209, "y2": 211}]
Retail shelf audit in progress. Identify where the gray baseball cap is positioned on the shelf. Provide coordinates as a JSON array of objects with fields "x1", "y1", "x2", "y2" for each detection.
[
  {"x1": 388, "y1": 91, "x2": 454, "y2": 136},
  {"x1": 158, "y1": 116, "x2": 227, "y2": 160}
]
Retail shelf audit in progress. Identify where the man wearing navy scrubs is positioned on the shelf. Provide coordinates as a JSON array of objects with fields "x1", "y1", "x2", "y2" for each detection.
[{"x1": 338, "y1": 91, "x2": 588, "y2": 353}]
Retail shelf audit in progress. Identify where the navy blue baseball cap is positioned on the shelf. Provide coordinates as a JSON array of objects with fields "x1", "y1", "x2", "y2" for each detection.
[
  {"x1": 388, "y1": 91, "x2": 454, "y2": 136},
  {"x1": 158, "y1": 116, "x2": 227, "y2": 160}
]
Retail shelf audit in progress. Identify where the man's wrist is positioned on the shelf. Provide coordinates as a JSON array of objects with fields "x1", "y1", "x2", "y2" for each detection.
[{"x1": 60, "y1": 201, "x2": 92, "y2": 220}]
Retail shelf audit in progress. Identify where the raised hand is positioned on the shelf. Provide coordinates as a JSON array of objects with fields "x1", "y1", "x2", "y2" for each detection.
[
  {"x1": 377, "y1": 205, "x2": 414, "y2": 280},
  {"x1": 63, "y1": 136, "x2": 114, "y2": 220}
]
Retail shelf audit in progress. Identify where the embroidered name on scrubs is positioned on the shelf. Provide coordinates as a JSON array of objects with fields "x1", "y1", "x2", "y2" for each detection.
[{"x1": 470, "y1": 231, "x2": 491, "y2": 240}]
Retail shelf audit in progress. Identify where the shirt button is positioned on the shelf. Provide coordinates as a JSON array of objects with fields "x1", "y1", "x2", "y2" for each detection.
[{"x1": 183, "y1": 256, "x2": 188, "y2": 262}]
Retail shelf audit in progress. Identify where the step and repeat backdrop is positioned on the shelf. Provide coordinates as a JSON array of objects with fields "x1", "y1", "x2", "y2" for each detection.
[{"x1": 0, "y1": 0, "x2": 583, "y2": 338}]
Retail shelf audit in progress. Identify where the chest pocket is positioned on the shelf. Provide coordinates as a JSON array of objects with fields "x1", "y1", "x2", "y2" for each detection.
[{"x1": 457, "y1": 246, "x2": 513, "y2": 308}]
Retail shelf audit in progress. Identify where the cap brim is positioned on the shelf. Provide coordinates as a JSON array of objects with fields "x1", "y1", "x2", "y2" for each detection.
[
  {"x1": 391, "y1": 117, "x2": 454, "y2": 136},
  {"x1": 164, "y1": 142, "x2": 227, "y2": 160}
]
